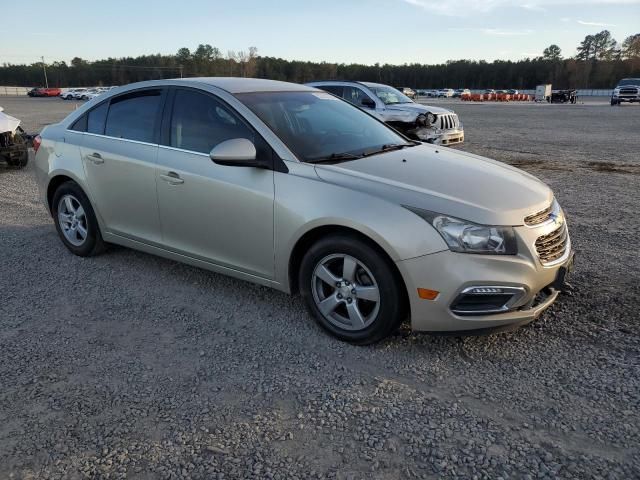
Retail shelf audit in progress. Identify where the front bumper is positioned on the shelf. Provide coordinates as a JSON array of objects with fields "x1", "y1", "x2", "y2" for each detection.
[
  {"x1": 396, "y1": 225, "x2": 572, "y2": 332},
  {"x1": 613, "y1": 96, "x2": 640, "y2": 103},
  {"x1": 415, "y1": 127, "x2": 465, "y2": 146}
]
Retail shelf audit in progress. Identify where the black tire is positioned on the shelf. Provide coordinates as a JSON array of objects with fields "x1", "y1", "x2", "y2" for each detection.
[
  {"x1": 51, "y1": 181, "x2": 105, "y2": 257},
  {"x1": 299, "y1": 234, "x2": 407, "y2": 345}
]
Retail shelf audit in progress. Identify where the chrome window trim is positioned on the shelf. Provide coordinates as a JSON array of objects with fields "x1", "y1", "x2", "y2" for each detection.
[
  {"x1": 157, "y1": 144, "x2": 209, "y2": 157},
  {"x1": 76, "y1": 131, "x2": 159, "y2": 148}
]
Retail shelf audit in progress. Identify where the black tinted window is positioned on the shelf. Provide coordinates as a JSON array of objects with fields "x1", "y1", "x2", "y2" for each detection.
[
  {"x1": 70, "y1": 115, "x2": 87, "y2": 132},
  {"x1": 105, "y1": 89, "x2": 162, "y2": 143},
  {"x1": 87, "y1": 102, "x2": 108, "y2": 135},
  {"x1": 318, "y1": 85, "x2": 343, "y2": 96},
  {"x1": 170, "y1": 89, "x2": 254, "y2": 154}
]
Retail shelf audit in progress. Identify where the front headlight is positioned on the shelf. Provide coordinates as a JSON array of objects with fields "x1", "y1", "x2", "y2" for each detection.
[{"x1": 404, "y1": 206, "x2": 518, "y2": 255}]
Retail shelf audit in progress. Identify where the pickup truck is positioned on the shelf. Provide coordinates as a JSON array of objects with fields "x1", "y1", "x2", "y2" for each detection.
[{"x1": 611, "y1": 78, "x2": 640, "y2": 105}]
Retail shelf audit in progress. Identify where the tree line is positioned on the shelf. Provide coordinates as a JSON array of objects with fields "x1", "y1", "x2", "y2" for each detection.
[{"x1": 2, "y1": 31, "x2": 639, "y2": 89}]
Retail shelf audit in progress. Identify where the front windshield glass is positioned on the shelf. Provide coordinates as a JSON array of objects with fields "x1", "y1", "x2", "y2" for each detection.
[
  {"x1": 367, "y1": 85, "x2": 413, "y2": 105},
  {"x1": 236, "y1": 91, "x2": 408, "y2": 163},
  {"x1": 618, "y1": 79, "x2": 640, "y2": 86}
]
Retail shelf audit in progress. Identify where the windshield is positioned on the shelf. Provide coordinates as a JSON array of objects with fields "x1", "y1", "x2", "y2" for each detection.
[
  {"x1": 236, "y1": 91, "x2": 408, "y2": 163},
  {"x1": 367, "y1": 85, "x2": 414, "y2": 105},
  {"x1": 618, "y1": 79, "x2": 640, "y2": 86}
]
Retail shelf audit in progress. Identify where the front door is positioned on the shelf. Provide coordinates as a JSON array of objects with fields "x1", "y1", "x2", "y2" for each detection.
[{"x1": 156, "y1": 88, "x2": 275, "y2": 279}]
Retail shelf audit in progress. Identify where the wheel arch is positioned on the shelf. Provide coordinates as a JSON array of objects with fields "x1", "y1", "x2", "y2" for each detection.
[
  {"x1": 46, "y1": 174, "x2": 76, "y2": 214},
  {"x1": 287, "y1": 225, "x2": 410, "y2": 309}
]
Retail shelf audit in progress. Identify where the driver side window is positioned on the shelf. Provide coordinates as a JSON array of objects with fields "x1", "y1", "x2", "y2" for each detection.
[
  {"x1": 170, "y1": 89, "x2": 254, "y2": 154},
  {"x1": 342, "y1": 87, "x2": 374, "y2": 108}
]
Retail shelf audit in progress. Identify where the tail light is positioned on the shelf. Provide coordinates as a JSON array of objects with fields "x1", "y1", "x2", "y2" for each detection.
[{"x1": 33, "y1": 134, "x2": 42, "y2": 153}]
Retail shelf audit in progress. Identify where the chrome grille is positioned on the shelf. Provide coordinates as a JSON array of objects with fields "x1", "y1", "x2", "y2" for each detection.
[
  {"x1": 535, "y1": 223, "x2": 569, "y2": 265},
  {"x1": 525, "y1": 203, "x2": 553, "y2": 226},
  {"x1": 620, "y1": 87, "x2": 638, "y2": 95},
  {"x1": 438, "y1": 114, "x2": 458, "y2": 130}
]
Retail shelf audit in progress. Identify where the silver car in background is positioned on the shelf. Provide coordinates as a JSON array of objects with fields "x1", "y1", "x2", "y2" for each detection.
[
  {"x1": 307, "y1": 81, "x2": 464, "y2": 145},
  {"x1": 34, "y1": 78, "x2": 573, "y2": 344}
]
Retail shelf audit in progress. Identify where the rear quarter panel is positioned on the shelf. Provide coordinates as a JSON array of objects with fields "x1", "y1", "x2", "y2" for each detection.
[{"x1": 35, "y1": 125, "x2": 93, "y2": 217}]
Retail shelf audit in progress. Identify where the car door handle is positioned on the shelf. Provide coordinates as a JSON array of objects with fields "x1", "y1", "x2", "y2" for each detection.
[
  {"x1": 159, "y1": 171, "x2": 184, "y2": 185},
  {"x1": 86, "y1": 152, "x2": 104, "y2": 164}
]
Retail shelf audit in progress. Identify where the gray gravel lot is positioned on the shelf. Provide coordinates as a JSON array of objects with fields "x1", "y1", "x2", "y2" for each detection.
[{"x1": 1, "y1": 96, "x2": 639, "y2": 479}]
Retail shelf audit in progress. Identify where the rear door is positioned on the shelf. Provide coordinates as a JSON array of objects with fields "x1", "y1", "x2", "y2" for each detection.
[
  {"x1": 79, "y1": 88, "x2": 166, "y2": 243},
  {"x1": 155, "y1": 87, "x2": 275, "y2": 278}
]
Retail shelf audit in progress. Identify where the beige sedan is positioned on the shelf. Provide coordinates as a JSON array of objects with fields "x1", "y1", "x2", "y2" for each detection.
[{"x1": 33, "y1": 78, "x2": 573, "y2": 344}]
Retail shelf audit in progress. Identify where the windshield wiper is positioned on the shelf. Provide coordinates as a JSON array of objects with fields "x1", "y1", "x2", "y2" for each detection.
[
  {"x1": 308, "y1": 152, "x2": 364, "y2": 164},
  {"x1": 362, "y1": 143, "x2": 416, "y2": 157}
]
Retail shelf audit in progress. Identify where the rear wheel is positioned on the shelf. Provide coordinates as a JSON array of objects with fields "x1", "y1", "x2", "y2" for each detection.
[
  {"x1": 299, "y1": 234, "x2": 407, "y2": 344},
  {"x1": 52, "y1": 181, "x2": 105, "y2": 256}
]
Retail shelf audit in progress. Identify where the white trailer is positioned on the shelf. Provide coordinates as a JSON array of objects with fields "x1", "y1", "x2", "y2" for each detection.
[{"x1": 535, "y1": 84, "x2": 552, "y2": 102}]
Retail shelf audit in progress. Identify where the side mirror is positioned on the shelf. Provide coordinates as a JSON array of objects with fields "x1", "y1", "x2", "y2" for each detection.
[
  {"x1": 210, "y1": 138, "x2": 260, "y2": 167},
  {"x1": 360, "y1": 97, "x2": 376, "y2": 109}
]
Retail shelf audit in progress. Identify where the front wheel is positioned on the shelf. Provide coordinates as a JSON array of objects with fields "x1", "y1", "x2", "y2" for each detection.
[{"x1": 299, "y1": 234, "x2": 407, "y2": 344}]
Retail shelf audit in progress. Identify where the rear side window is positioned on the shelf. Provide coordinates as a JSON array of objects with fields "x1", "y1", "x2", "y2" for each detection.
[
  {"x1": 169, "y1": 89, "x2": 254, "y2": 154},
  {"x1": 70, "y1": 115, "x2": 87, "y2": 132},
  {"x1": 87, "y1": 102, "x2": 108, "y2": 134},
  {"x1": 105, "y1": 89, "x2": 163, "y2": 143}
]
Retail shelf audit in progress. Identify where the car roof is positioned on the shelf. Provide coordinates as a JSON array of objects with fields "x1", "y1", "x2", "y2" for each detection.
[
  {"x1": 307, "y1": 80, "x2": 395, "y2": 90},
  {"x1": 360, "y1": 81, "x2": 394, "y2": 89},
  {"x1": 177, "y1": 77, "x2": 316, "y2": 93}
]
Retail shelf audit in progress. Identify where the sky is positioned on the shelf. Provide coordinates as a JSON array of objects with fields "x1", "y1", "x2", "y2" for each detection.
[{"x1": 1, "y1": 0, "x2": 639, "y2": 66}]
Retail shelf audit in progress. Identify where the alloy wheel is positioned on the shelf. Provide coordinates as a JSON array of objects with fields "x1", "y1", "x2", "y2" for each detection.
[
  {"x1": 311, "y1": 254, "x2": 381, "y2": 331},
  {"x1": 57, "y1": 194, "x2": 88, "y2": 246}
]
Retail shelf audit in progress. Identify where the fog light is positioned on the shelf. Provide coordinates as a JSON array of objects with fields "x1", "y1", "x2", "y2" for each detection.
[
  {"x1": 468, "y1": 287, "x2": 506, "y2": 294},
  {"x1": 450, "y1": 285, "x2": 526, "y2": 315}
]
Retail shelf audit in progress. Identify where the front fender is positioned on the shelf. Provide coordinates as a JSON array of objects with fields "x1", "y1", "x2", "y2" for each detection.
[{"x1": 273, "y1": 162, "x2": 447, "y2": 290}]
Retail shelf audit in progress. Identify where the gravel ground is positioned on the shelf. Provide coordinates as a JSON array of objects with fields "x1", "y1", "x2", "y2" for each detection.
[{"x1": 1, "y1": 96, "x2": 639, "y2": 479}]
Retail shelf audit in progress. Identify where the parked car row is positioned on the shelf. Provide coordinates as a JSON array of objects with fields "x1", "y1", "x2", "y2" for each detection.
[
  {"x1": 414, "y1": 88, "x2": 522, "y2": 98},
  {"x1": 60, "y1": 86, "x2": 117, "y2": 100},
  {"x1": 26, "y1": 86, "x2": 117, "y2": 100},
  {"x1": 27, "y1": 88, "x2": 62, "y2": 97},
  {"x1": 33, "y1": 77, "x2": 574, "y2": 344}
]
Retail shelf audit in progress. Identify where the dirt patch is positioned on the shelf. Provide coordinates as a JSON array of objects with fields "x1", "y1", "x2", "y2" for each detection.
[
  {"x1": 505, "y1": 158, "x2": 573, "y2": 172},
  {"x1": 586, "y1": 161, "x2": 640, "y2": 175}
]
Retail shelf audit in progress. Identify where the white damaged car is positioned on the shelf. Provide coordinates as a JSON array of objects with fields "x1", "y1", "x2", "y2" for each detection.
[{"x1": 307, "y1": 81, "x2": 464, "y2": 145}]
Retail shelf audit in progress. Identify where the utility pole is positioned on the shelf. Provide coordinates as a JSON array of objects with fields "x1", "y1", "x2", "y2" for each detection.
[
  {"x1": 41, "y1": 56, "x2": 49, "y2": 88},
  {"x1": 179, "y1": 65, "x2": 184, "y2": 78}
]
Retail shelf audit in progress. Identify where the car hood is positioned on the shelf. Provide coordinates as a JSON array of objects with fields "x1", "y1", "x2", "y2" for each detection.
[
  {"x1": 384, "y1": 102, "x2": 452, "y2": 115},
  {"x1": 380, "y1": 103, "x2": 454, "y2": 123},
  {"x1": 313, "y1": 144, "x2": 552, "y2": 226}
]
